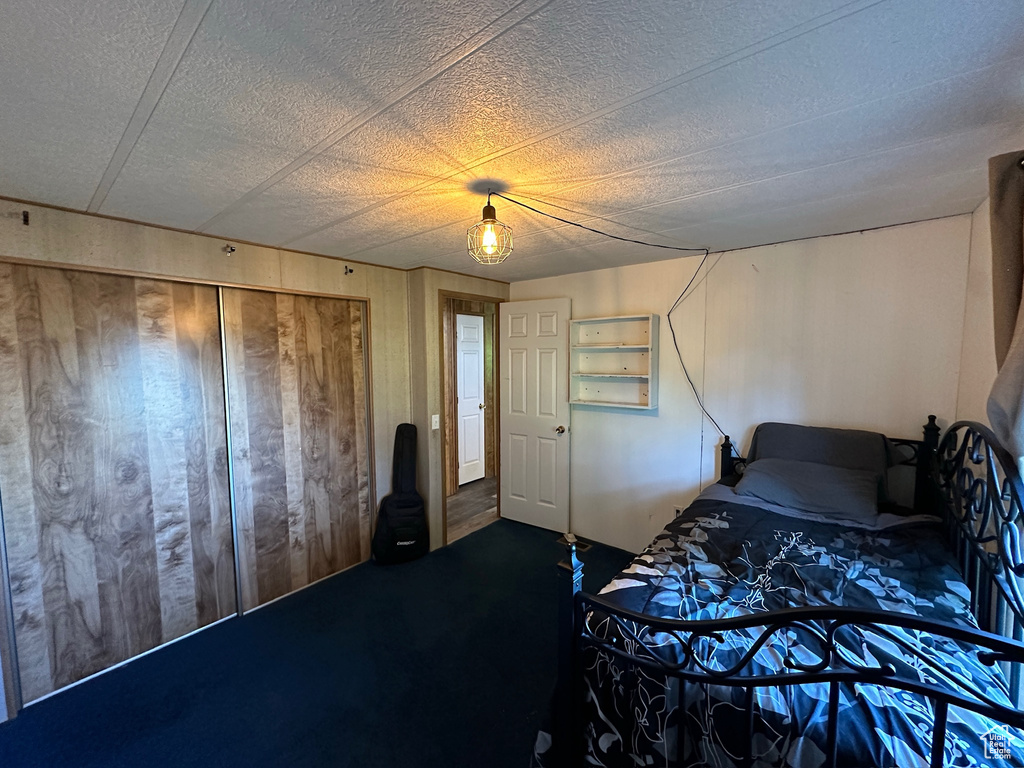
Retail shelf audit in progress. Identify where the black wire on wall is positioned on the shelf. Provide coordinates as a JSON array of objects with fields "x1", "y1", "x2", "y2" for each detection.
[{"x1": 493, "y1": 191, "x2": 731, "y2": 443}]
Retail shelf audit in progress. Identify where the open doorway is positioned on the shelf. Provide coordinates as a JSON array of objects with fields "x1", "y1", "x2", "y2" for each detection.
[{"x1": 441, "y1": 293, "x2": 499, "y2": 544}]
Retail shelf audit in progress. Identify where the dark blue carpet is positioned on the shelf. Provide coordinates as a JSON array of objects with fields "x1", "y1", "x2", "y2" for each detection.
[{"x1": 0, "y1": 519, "x2": 630, "y2": 767}]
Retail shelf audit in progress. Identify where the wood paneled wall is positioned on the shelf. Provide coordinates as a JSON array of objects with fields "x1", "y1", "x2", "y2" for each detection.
[
  {"x1": 222, "y1": 288, "x2": 370, "y2": 612},
  {"x1": 0, "y1": 264, "x2": 235, "y2": 703}
]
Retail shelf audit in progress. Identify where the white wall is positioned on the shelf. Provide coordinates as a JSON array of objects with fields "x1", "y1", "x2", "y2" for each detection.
[
  {"x1": 515, "y1": 258, "x2": 708, "y2": 555},
  {"x1": 512, "y1": 216, "x2": 974, "y2": 552},
  {"x1": 956, "y1": 199, "x2": 998, "y2": 425}
]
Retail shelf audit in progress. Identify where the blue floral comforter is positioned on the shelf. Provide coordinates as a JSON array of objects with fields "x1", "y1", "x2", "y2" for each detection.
[{"x1": 535, "y1": 498, "x2": 1024, "y2": 767}]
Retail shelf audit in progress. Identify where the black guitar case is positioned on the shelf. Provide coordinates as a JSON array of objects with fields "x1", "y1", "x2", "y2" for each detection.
[{"x1": 372, "y1": 423, "x2": 429, "y2": 564}]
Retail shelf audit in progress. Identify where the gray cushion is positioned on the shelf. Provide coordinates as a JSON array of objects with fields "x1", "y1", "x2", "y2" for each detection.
[
  {"x1": 734, "y1": 458, "x2": 880, "y2": 523},
  {"x1": 746, "y1": 422, "x2": 892, "y2": 500},
  {"x1": 747, "y1": 422, "x2": 890, "y2": 470}
]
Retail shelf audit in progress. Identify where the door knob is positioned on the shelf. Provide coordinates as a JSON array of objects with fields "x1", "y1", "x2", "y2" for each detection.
[
  {"x1": 555, "y1": 426, "x2": 566, "y2": 434},
  {"x1": 478, "y1": 403, "x2": 486, "y2": 409}
]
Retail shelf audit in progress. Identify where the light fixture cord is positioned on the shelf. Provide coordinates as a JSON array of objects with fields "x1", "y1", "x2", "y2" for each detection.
[
  {"x1": 494, "y1": 191, "x2": 678, "y2": 243},
  {"x1": 665, "y1": 251, "x2": 731, "y2": 442},
  {"x1": 491, "y1": 192, "x2": 708, "y2": 254},
  {"x1": 490, "y1": 190, "x2": 734, "y2": 451}
]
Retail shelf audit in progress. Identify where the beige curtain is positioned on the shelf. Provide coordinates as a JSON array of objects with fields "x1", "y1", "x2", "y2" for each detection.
[{"x1": 986, "y1": 150, "x2": 1024, "y2": 462}]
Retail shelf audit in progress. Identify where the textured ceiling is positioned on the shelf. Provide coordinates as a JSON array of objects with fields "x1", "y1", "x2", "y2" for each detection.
[{"x1": 1, "y1": 0, "x2": 1022, "y2": 281}]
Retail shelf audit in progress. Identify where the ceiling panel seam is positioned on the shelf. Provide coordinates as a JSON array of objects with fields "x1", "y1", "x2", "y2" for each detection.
[
  {"x1": 507, "y1": 201, "x2": 982, "y2": 268},
  {"x1": 216, "y1": 31, "x2": 1021, "y2": 265},
  {"x1": 412, "y1": 205, "x2": 977, "y2": 274},
  {"x1": 86, "y1": 0, "x2": 215, "y2": 213},
  {"x1": 194, "y1": 0, "x2": 554, "y2": 234},
  {"x1": 509, "y1": 53, "x2": 1024, "y2": 207},
  {"x1": 337, "y1": 194, "x2": 672, "y2": 263},
  {"x1": 302, "y1": 17, "x2": 1018, "y2": 263},
  {"x1": 400, "y1": 119, "x2": 1005, "y2": 266},
  {"x1": 519, "y1": 119, "x2": 1009, "y2": 230},
  {"x1": 277, "y1": 0, "x2": 890, "y2": 249},
  {"x1": 414, "y1": 170, "x2": 981, "y2": 269}
]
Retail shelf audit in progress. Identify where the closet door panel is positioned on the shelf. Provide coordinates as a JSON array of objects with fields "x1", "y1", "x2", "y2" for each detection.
[
  {"x1": 0, "y1": 264, "x2": 234, "y2": 702},
  {"x1": 348, "y1": 301, "x2": 371, "y2": 561},
  {"x1": 137, "y1": 278, "x2": 200, "y2": 642},
  {"x1": 296, "y1": 296, "x2": 333, "y2": 584},
  {"x1": 325, "y1": 299, "x2": 362, "y2": 569},
  {"x1": 220, "y1": 288, "x2": 258, "y2": 613},
  {"x1": 169, "y1": 281, "x2": 236, "y2": 625},
  {"x1": 222, "y1": 289, "x2": 370, "y2": 611},
  {"x1": 241, "y1": 289, "x2": 291, "y2": 605},
  {"x1": 276, "y1": 294, "x2": 308, "y2": 592},
  {"x1": 0, "y1": 262, "x2": 56, "y2": 701}
]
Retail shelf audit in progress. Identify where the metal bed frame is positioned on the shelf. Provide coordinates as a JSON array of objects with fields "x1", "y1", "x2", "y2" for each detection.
[{"x1": 550, "y1": 417, "x2": 1024, "y2": 767}]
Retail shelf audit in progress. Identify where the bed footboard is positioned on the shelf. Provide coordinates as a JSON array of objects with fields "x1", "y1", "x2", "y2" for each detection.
[
  {"x1": 549, "y1": 418, "x2": 1024, "y2": 767},
  {"x1": 555, "y1": 591, "x2": 1024, "y2": 768},
  {"x1": 937, "y1": 421, "x2": 1024, "y2": 705},
  {"x1": 552, "y1": 543, "x2": 584, "y2": 766}
]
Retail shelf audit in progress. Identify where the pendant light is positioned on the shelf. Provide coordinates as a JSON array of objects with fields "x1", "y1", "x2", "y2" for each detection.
[{"x1": 467, "y1": 193, "x2": 512, "y2": 264}]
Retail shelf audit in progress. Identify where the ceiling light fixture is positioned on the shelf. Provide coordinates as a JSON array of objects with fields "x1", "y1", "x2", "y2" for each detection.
[
  {"x1": 467, "y1": 193, "x2": 513, "y2": 264},
  {"x1": 466, "y1": 190, "x2": 711, "y2": 265}
]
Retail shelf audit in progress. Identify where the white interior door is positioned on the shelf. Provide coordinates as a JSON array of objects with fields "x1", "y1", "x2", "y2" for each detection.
[
  {"x1": 457, "y1": 313, "x2": 486, "y2": 485},
  {"x1": 499, "y1": 298, "x2": 571, "y2": 532}
]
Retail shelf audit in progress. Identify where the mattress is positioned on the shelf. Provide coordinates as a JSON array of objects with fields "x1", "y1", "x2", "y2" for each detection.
[{"x1": 535, "y1": 493, "x2": 1024, "y2": 767}]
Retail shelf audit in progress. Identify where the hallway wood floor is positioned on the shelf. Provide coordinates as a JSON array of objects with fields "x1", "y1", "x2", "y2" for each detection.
[{"x1": 446, "y1": 476, "x2": 498, "y2": 543}]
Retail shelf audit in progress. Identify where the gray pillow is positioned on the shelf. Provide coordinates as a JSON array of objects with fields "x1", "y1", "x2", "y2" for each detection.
[
  {"x1": 734, "y1": 458, "x2": 880, "y2": 523},
  {"x1": 746, "y1": 422, "x2": 893, "y2": 500}
]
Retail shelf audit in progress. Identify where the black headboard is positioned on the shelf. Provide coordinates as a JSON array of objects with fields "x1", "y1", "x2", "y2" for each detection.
[{"x1": 719, "y1": 415, "x2": 942, "y2": 514}]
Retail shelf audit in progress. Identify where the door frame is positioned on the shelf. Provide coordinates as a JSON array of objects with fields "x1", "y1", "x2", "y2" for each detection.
[
  {"x1": 455, "y1": 312, "x2": 486, "y2": 486},
  {"x1": 438, "y1": 291, "x2": 501, "y2": 546}
]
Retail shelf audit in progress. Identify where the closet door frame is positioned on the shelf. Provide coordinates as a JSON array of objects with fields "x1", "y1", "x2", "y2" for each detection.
[
  {"x1": 0, "y1": 258, "x2": 376, "y2": 715},
  {"x1": 218, "y1": 290, "x2": 246, "y2": 620},
  {"x1": 218, "y1": 285, "x2": 375, "y2": 613},
  {"x1": 0, "y1": 499, "x2": 19, "y2": 719}
]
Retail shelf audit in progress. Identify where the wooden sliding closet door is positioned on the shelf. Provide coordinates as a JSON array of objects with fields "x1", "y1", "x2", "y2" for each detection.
[
  {"x1": 0, "y1": 264, "x2": 235, "y2": 703},
  {"x1": 221, "y1": 289, "x2": 370, "y2": 611}
]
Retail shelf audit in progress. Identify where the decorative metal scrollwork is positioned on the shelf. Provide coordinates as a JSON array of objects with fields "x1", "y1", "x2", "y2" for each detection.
[
  {"x1": 577, "y1": 595, "x2": 1024, "y2": 725},
  {"x1": 566, "y1": 420, "x2": 1024, "y2": 731},
  {"x1": 551, "y1": 420, "x2": 1024, "y2": 768},
  {"x1": 937, "y1": 421, "x2": 1024, "y2": 623}
]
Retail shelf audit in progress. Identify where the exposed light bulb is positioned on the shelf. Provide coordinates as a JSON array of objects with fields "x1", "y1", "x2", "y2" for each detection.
[
  {"x1": 482, "y1": 224, "x2": 498, "y2": 254},
  {"x1": 468, "y1": 193, "x2": 512, "y2": 264}
]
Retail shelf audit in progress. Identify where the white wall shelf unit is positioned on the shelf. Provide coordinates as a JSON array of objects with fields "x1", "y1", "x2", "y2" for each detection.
[{"x1": 570, "y1": 314, "x2": 659, "y2": 409}]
